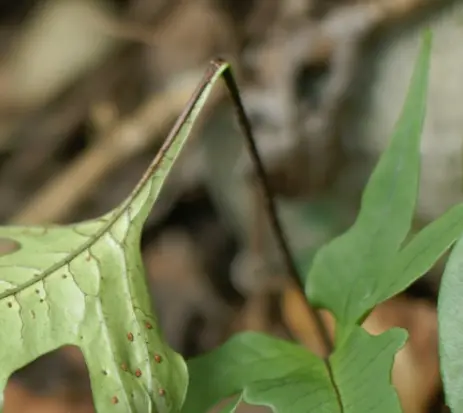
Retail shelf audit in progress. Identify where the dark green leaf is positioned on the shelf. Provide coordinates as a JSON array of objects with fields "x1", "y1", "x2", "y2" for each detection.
[
  {"x1": 379, "y1": 203, "x2": 463, "y2": 302},
  {"x1": 182, "y1": 328, "x2": 405, "y2": 413},
  {"x1": 306, "y1": 31, "x2": 433, "y2": 327}
]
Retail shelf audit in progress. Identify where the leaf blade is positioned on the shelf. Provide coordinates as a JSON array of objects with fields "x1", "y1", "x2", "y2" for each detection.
[
  {"x1": 182, "y1": 329, "x2": 405, "y2": 413},
  {"x1": 438, "y1": 233, "x2": 463, "y2": 411},
  {"x1": 380, "y1": 203, "x2": 463, "y2": 302},
  {"x1": 354, "y1": 29, "x2": 432, "y2": 252},
  {"x1": 306, "y1": 31, "x2": 433, "y2": 326},
  {"x1": 0, "y1": 61, "x2": 231, "y2": 412}
]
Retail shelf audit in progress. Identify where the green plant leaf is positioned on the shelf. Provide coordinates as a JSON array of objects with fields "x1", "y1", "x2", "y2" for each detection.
[
  {"x1": 438, "y1": 233, "x2": 463, "y2": 411},
  {"x1": 305, "y1": 31, "x2": 434, "y2": 328},
  {"x1": 182, "y1": 328, "x2": 406, "y2": 413},
  {"x1": 379, "y1": 203, "x2": 463, "y2": 302},
  {"x1": 0, "y1": 62, "x2": 230, "y2": 412}
]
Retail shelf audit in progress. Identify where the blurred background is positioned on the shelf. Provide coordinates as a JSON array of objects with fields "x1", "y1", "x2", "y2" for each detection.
[{"x1": 0, "y1": 0, "x2": 462, "y2": 412}]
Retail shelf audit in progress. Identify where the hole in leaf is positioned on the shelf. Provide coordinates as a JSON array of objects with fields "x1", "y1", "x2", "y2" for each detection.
[
  {"x1": 0, "y1": 238, "x2": 20, "y2": 257},
  {"x1": 4, "y1": 345, "x2": 94, "y2": 412}
]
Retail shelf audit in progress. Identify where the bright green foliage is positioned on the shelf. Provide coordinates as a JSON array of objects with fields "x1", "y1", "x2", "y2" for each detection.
[
  {"x1": 0, "y1": 63, "x2": 230, "y2": 412},
  {"x1": 384, "y1": 203, "x2": 463, "y2": 302},
  {"x1": 183, "y1": 332, "x2": 336, "y2": 413},
  {"x1": 438, "y1": 235, "x2": 463, "y2": 411},
  {"x1": 182, "y1": 29, "x2": 463, "y2": 413},
  {"x1": 305, "y1": 30, "x2": 463, "y2": 331},
  {"x1": 0, "y1": 25, "x2": 457, "y2": 413},
  {"x1": 183, "y1": 328, "x2": 405, "y2": 413}
]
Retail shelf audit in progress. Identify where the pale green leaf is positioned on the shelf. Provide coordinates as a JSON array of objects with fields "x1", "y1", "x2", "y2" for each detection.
[
  {"x1": 438, "y1": 233, "x2": 463, "y2": 411},
  {"x1": 182, "y1": 328, "x2": 406, "y2": 413},
  {"x1": 0, "y1": 62, "x2": 230, "y2": 412},
  {"x1": 305, "y1": 31, "x2": 433, "y2": 327}
]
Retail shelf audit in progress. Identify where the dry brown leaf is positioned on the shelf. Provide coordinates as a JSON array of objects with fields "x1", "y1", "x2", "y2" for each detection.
[
  {"x1": 144, "y1": 230, "x2": 235, "y2": 352},
  {"x1": 4, "y1": 346, "x2": 93, "y2": 413},
  {"x1": 4, "y1": 380, "x2": 94, "y2": 413}
]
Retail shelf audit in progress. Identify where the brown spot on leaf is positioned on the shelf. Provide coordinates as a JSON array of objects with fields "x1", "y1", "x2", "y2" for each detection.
[
  {"x1": 135, "y1": 369, "x2": 142, "y2": 377},
  {"x1": 0, "y1": 238, "x2": 20, "y2": 257},
  {"x1": 154, "y1": 354, "x2": 162, "y2": 363},
  {"x1": 127, "y1": 332, "x2": 134, "y2": 342},
  {"x1": 111, "y1": 396, "x2": 119, "y2": 404},
  {"x1": 145, "y1": 321, "x2": 153, "y2": 329},
  {"x1": 158, "y1": 389, "x2": 166, "y2": 397}
]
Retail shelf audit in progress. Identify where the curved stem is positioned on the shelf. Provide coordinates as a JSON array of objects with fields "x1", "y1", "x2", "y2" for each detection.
[{"x1": 214, "y1": 60, "x2": 334, "y2": 357}]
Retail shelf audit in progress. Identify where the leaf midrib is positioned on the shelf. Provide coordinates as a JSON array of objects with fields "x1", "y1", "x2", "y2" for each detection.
[
  {"x1": 0, "y1": 60, "x2": 213, "y2": 302},
  {"x1": 324, "y1": 358, "x2": 343, "y2": 412}
]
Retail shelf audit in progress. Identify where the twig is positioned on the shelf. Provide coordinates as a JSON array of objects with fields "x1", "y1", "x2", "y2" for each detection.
[
  {"x1": 218, "y1": 61, "x2": 334, "y2": 356},
  {"x1": 374, "y1": 0, "x2": 442, "y2": 23}
]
